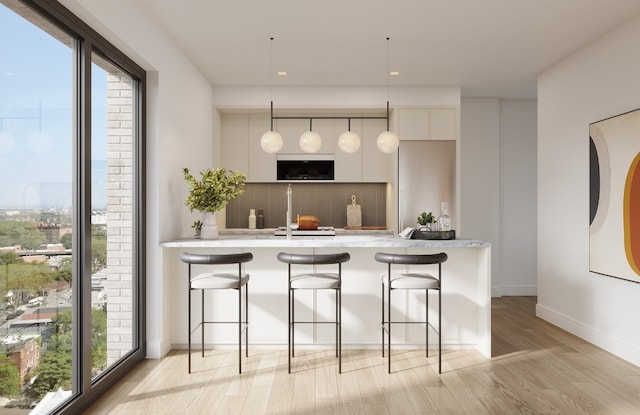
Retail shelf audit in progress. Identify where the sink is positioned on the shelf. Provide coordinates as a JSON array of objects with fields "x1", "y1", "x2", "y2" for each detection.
[{"x1": 274, "y1": 226, "x2": 336, "y2": 236}]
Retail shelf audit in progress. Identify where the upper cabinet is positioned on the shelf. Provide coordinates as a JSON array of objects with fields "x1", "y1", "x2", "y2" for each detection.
[
  {"x1": 397, "y1": 107, "x2": 458, "y2": 141},
  {"x1": 220, "y1": 110, "x2": 398, "y2": 183}
]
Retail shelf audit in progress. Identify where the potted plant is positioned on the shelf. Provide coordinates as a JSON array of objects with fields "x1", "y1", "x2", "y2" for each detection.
[
  {"x1": 183, "y1": 167, "x2": 246, "y2": 239},
  {"x1": 191, "y1": 220, "x2": 202, "y2": 238},
  {"x1": 417, "y1": 211, "x2": 436, "y2": 229}
]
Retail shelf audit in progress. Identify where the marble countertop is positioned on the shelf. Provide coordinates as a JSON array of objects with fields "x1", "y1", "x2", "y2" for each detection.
[{"x1": 160, "y1": 232, "x2": 490, "y2": 248}]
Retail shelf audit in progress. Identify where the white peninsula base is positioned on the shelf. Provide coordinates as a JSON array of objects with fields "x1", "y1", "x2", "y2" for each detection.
[{"x1": 159, "y1": 234, "x2": 491, "y2": 358}]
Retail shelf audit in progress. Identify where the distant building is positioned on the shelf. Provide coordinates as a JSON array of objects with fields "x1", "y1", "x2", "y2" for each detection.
[
  {"x1": 1, "y1": 336, "x2": 40, "y2": 388},
  {"x1": 37, "y1": 223, "x2": 72, "y2": 244}
]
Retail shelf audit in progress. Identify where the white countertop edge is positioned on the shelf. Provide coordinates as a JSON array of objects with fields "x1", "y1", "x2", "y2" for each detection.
[{"x1": 160, "y1": 235, "x2": 490, "y2": 248}]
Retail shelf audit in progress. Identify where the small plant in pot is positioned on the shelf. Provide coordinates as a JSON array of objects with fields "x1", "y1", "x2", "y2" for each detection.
[
  {"x1": 191, "y1": 220, "x2": 202, "y2": 238},
  {"x1": 183, "y1": 167, "x2": 246, "y2": 239},
  {"x1": 417, "y1": 211, "x2": 436, "y2": 230}
]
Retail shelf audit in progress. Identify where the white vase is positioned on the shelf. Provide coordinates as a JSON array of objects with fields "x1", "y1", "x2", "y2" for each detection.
[{"x1": 200, "y1": 212, "x2": 219, "y2": 239}]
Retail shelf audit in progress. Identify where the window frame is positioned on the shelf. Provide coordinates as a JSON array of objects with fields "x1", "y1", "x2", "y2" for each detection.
[{"x1": 11, "y1": 1, "x2": 147, "y2": 412}]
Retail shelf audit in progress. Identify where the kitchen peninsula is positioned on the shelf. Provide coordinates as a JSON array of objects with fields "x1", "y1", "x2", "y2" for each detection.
[{"x1": 161, "y1": 231, "x2": 491, "y2": 358}]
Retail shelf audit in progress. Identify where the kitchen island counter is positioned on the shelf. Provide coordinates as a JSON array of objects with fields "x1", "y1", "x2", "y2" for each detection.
[
  {"x1": 160, "y1": 233, "x2": 489, "y2": 249},
  {"x1": 158, "y1": 233, "x2": 491, "y2": 362}
]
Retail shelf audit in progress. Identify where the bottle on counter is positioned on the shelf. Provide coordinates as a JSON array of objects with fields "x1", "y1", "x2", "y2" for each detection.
[
  {"x1": 256, "y1": 208, "x2": 264, "y2": 229},
  {"x1": 248, "y1": 208, "x2": 256, "y2": 229},
  {"x1": 438, "y1": 201, "x2": 451, "y2": 231}
]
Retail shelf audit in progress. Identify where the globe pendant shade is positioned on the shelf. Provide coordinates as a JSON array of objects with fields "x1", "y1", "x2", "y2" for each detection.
[
  {"x1": 299, "y1": 130, "x2": 322, "y2": 153},
  {"x1": 377, "y1": 131, "x2": 399, "y2": 153},
  {"x1": 260, "y1": 130, "x2": 284, "y2": 153},
  {"x1": 338, "y1": 131, "x2": 361, "y2": 153}
]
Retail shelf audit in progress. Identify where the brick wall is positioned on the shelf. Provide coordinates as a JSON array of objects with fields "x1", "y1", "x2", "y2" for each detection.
[{"x1": 105, "y1": 72, "x2": 133, "y2": 364}]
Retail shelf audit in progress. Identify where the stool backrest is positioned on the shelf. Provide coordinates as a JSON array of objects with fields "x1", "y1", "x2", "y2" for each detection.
[
  {"x1": 277, "y1": 252, "x2": 351, "y2": 265},
  {"x1": 374, "y1": 252, "x2": 448, "y2": 265},
  {"x1": 181, "y1": 252, "x2": 254, "y2": 265}
]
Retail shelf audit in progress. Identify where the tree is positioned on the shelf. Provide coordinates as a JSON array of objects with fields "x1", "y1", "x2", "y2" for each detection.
[
  {"x1": 31, "y1": 346, "x2": 72, "y2": 398},
  {"x1": 0, "y1": 354, "x2": 20, "y2": 397},
  {"x1": 32, "y1": 311, "x2": 73, "y2": 398},
  {"x1": 60, "y1": 233, "x2": 72, "y2": 249},
  {"x1": 0, "y1": 219, "x2": 46, "y2": 250},
  {"x1": 54, "y1": 258, "x2": 72, "y2": 288},
  {"x1": 91, "y1": 307, "x2": 107, "y2": 372}
]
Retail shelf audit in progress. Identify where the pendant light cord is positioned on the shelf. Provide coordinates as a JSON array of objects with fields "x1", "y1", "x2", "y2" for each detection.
[
  {"x1": 386, "y1": 37, "x2": 390, "y2": 131},
  {"x1": 269, "y1": 37, "x2": 274, "y2": 130}
]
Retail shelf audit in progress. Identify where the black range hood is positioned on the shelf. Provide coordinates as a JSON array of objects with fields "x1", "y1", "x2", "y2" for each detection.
[{"x1": 276, "y1": 155, "x2": 334, "y2": 181}]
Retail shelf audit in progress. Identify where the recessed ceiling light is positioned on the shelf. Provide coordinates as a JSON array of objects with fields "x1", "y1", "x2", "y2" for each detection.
[
  {"x1": 277, "y1": 71, "x2": 287, "y2": 76},
  {"x1": 390, "y1": 71, "x2": 400, "y2": 76}
]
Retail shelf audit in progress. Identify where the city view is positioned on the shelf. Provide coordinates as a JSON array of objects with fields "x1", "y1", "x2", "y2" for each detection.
[
  {"x1": 1, "y1": 209, "x2": 108, "y2": 411},
  {"x1": 1, "y1": 2, "x2": 138, "y2": 413}
]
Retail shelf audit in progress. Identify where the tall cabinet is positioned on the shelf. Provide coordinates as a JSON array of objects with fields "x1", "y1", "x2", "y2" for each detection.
[{"x1": 395, "y1": 106, "x2": 460, "y2": 231}]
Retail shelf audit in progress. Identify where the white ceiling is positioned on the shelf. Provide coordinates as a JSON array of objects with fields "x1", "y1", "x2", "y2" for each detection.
[{"x1": 136, "y1": 0, "x2": 640, "y2": 99}]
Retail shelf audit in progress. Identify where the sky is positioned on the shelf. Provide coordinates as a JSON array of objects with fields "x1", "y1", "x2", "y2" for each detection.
[{"x1": 0, "y1": 4, "x2": 107, "y2": 209}]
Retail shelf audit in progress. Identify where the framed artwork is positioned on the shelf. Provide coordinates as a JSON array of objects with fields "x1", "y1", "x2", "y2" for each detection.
[{"x1": 590, "y1": 108, "x2": 640, "y2": 283}]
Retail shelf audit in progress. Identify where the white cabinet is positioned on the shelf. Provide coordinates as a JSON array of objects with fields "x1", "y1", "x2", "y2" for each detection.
[
  {"x1": 248, "y1": 113, "x2": 275, "y2": 182},
  {"x1": 220, "y1": 113, "x2": 249, "y2": 174},
  {"x1": 220, "y1": 109, "x2": 406, "y2": 183},
  {"x1": 397, "y1": 107, "x2": 458, "y2": 141},
  {"x1": 333, "y1": 118, "x2": 363, "y2": 181},
  {"x1": 362, "y1": 118, "x2": 393, "y2": 182}
]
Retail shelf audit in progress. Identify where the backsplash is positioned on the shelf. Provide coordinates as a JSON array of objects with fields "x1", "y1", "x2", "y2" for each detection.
[{"x1": 225, "y1": 183, "x2": 387, "y2": 229}]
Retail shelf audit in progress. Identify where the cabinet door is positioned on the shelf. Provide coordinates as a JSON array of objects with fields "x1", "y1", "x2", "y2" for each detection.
[
  {"x1": 248, "y1": 113, "x2": 275, "y2": 182},
  {"x1": 221, "y1": 113, "x2": 249, "y2": 174},
  {"x1": 362, "y1": 118, "x2": 392, "y2": 182},
  {"x1": 275, "y1": 118, "x2": 306, "y2": 154},
  {"x1": 430, "y1": 108, "x2": 457, "y2": 140},
  {"x1": 398, "y1": 108, "x2": 430, "y2": 141},
  {"x1": 334, "y1": 118, "x2": 363, "y2": 182}
]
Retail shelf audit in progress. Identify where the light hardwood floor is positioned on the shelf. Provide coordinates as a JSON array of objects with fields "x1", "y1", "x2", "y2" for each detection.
[{"x1": 87, "y1": 297, "x2": 640, "y2": 414}]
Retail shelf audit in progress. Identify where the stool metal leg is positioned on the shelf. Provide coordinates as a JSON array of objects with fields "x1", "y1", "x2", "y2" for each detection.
[
  {"x1": 438, "y1": 283, "x2": 442, "y2": 374},
  {"x1": 335, "y1": 288, "x2": 339, "y2": 358},
  {"x1": 387, "y1": 274, "x2": 392, "y2": 374},
  {"x1": 201, "y1": 290, "x2": 205, "y2": 358},
  {"x1": 188, "y1": 266, "x2": 192, "y2": 374},
  {"x1": 426, "y1": 289, "x2": 429, "y2": 358},
  {"x1": 338, "y1": 285, "x2": 342, "y2": 373},
  {"x1": 245, "y1": 282, "x2": 249, "y2": 358},
  {"x1": 238, "y1": 282, "x2": 242, "y2": 374},
  {"x1": 288, "y1": 271, "x2": 292, "y2": 374},
  {"x1": 381, "y1": 278, "x2": 385, "y2": 357}
]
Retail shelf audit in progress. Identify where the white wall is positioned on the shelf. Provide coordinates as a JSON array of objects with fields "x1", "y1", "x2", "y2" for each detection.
[
  {"x1": 537, "y1": 14, "x2": 640, "y2": 366},
  {"x1": 60, "y1": 0, "x2": 216, "y2": 358},
  {"x1": 461, "y1": 99, "x2": 537, "y2": 296}
]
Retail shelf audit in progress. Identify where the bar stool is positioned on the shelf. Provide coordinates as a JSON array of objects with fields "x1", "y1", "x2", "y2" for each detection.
[
  {"x1": 374, "y1": 252, "x2": 448, "y2": 374},
  {"x1": 180, "y1": 252, "x2": 253, "y2": 374},
  {"x1": 277, "y1": 252, "x2": 351, "y2": 373}
]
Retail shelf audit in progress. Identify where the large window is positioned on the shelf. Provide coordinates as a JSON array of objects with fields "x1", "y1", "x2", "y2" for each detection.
[{"x1": 0, "y1": 1, "x2": 145, "y2": 413}]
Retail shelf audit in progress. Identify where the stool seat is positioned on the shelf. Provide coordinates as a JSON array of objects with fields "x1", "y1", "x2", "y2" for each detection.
[
  {"x1": 382, "y1": 273, "x2": 439, "y2": 290},
  {"x1": 191, "y1": 273, "x2": 250, "y2": 289},
  {"x1": 291, "y1": 273, "x2": 339, "y2": 289}
]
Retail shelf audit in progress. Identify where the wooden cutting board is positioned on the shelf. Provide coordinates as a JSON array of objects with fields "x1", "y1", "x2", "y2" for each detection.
[{"x1": 346, "y1": 195, "x2": 362, "y2": 227}]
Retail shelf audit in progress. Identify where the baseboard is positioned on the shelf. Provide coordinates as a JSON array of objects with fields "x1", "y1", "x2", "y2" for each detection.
[
  {"x1": 146, "y1": 341, "x2": 165, "y2": 359},
  {"x1": 492, "y1": 284, "x2": 537, "y2": 297},
  {"x1": 536, "y1": 303, "x2": 640, "y2": 367}
]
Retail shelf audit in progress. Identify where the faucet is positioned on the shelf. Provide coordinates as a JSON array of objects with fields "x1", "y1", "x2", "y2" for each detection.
[{"x1": 286, "y1": 184, "x2": 292, "y2": 239}]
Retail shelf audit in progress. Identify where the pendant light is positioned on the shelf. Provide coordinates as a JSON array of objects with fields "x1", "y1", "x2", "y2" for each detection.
[
  {"x1": 377, "y1": 37, "x2": 399, "y2": 153},
  {"x1": 299, "y1": 119, "x2": 322, "y2": 153},
  {"x1": 260, "y1": 37, "x2": 284, "y2": 154},
  {"x1": 338, "y1": 119, "x2": 361, "y2": 153}
]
